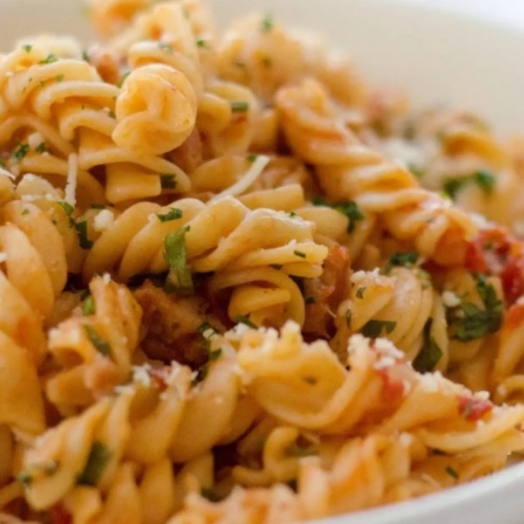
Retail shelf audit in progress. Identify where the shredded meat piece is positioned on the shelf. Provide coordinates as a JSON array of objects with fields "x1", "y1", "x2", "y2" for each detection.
[
  {"x1": 303, "y1": 245, "x2": 351, "y2": 337},
  {"x1": 168, "y1": 128, "x2": 203, "y2": 174},
  {"x1": 133, "y1": 281, "x2": 221, "y2": 367}
]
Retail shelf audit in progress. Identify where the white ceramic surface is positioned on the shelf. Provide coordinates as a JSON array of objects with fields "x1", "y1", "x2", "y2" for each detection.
[{"x1": 4, "y1": 1, "x2": 524, "y2": 523}]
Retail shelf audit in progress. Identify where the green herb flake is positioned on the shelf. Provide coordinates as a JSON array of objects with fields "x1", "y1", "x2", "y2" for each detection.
[
  {"x1": 158, "y1": 42, "x2": 173, "y2": 53},
  {"x1": 82, "y1": 50, "x2": 90, "y2": 62},
  {"x1": 22, "y1": 44, "x2": 33, "y2": 53},
  {"x1": 311, "y1": 197, "x2": 364, "y2": 233},
  {"x1": 345, "y1": 309, "x2": 352, "y2": 328},
  {"x1": 58, "y1": 201, "x2": 74, "y2": 216},
  {"x1": 293, "y1": 250, "x2": 306, "y2": 258},
  {"x1": 56, "y1": 74, "x2": 64, "y2": 82},
  {"x1": 448, "y1": 275, "x2": 503, "y2": 342},
  {"x1": 385, "y1": 251, "x2": 419, "y2": 273},
  {"x1": 236, "y1": 315, "x2": 258, "y2": 329},
  {"x1": 196, "y1": 39, "x2": 208, "y2": 48},
  {"x1": 288, "y1": 211, "x2": 298, "y2": 218},
  {"x1": 201, "y1": 487, "x2": 222, "y2": 502},
  {"x1": 83, "y1": 325, "x2": 111, "y2": 356},
  {"x1": 408, "y1": 164, "x2": 425, "y2": 179},
  {"x1": 117, "y1": 71, "x2": 130, "y2": 88},
  {"x1": 356, "y1": 287, "x2": 365, "y2": 299},
  {"x1": 11, "y1": 142, "x2": 29, "y2": 162},
  {"x1": 361, "y1": 320, "x2": 397, "y2": 338},
  {"x1": 230, "y1": 101, "x2": 249, "y2": 113},
  {"x1": 246, "y1": 154, "x2": 258, "y2": 162},
  {"x1": 164, "y1": 226, "x2": 193, "y2": 294},
  {"x1": 445, "y1": 466, "x2": 459, "y2": 480},
  {"x1": 107, "y1": 110, "x2": 116, "y2": 119},
  {"x1": 17, "y1": 470, "x2": 33, "y2": 487},
  {"x1": 209, "y1": 348, "x2": 222, "y2": 361},
  {"x1": 39, "y1": 53, "x2": 58, "y2": 65},
  {"x1": 474, "y1": 169, "x2": 496, "y2": 193},
  {"x1": 75, "y1": 221, "x2": 93, "y2": 249},
  {"x1": 260, "y1": 14, "x2": 274, "y2": 32},
  {"x1": 21, "y1": 208, "x2": 30, "y2": 216},
  {"x1": 192, "y1": 365, "x2": 208, "y2": 386},
  {"x1": 77, "y1": 442, "x2": 112, "y2": 486},
  {"x1": 90, "y1": 203, "x2": 106, "y2": 209},
  {"x1": 412, "y1": 320, "x2": 443, "y2": 373},
  {"x1": 156, "y1": 207, "x2": 183, "y2": 223},
  {"x1": 82, "y1": 296, "x2": 96, "y2": 316},
  {"x1": 36, "y1": 142, "x2": 47, "y2": 154},
  {"x1": 160, "y1": 173, "x2": 177, "y2": 190},
  {"x1": 305, "y1": 296, "x2": 317, "y2": 305}
]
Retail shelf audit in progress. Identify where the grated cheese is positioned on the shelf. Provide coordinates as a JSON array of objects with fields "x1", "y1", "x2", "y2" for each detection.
[
  {"x1": 93, "y1": 209, "x2": 115, "y2": 232},
  {"x1": 441, "y1": 290, "x2": 461, "y2": 308},
  {"x1": 64, "y1": 153, "x2": 78, "y2": 206}
]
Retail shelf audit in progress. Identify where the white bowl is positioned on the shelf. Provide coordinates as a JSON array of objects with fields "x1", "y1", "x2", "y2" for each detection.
[{"x1": 4, "y1": 1, "x2": 524, "y2": 523}]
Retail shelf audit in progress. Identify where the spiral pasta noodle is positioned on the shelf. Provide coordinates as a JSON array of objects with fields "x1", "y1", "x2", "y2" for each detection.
[{"x1": 2, "y1": 1, "x2": 524, "y2": 523}]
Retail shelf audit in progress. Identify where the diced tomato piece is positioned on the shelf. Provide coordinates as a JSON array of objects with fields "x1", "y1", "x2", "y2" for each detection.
[
  {"x1": 458, "y1": 396, "x2": 493, "y2": 422},
  {"x1": 52, "y1": 504, "x2": 72, "y2": 524}
]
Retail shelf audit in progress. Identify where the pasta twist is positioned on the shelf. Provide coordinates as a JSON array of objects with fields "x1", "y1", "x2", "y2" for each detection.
[
  {"x1": 83, "y1": 195, "x2": 328, "y2": 283},
  {"x1": 275, "y1": 79, "x2": 477, "y2": 266},
  {"x1": 45, "y1": 275, "x2": 142, "y2": 414}
]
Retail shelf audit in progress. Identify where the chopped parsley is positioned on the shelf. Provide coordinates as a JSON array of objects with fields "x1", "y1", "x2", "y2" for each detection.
[
  {"x1": 21, "y1": 209, "x2": 30, "y2": 215},
  {"x1": 83, "y1": 325, "x2": 111, "y2": 356},
  {"x1": 82, "y1": 296, "x2": 96, "y2": 316},
  {"x1": 360, "y1": 320, "x2": 396, "y2": 338},
  {"x1": 35, "y1": 142, "x2": 47, "y2": 154},
  {"x1": 164, "y1": 226, "x2": 193, "y2": 294},
  {"x1": 445, "y1": 466, "x2": 459, "y2": 480},
  {"x1": 77, "y1": 442, "x2": 112, "y2": 486},
  {"x1": 22, "y1": 44, "x2": 32, "y2": 53},
  {"x1": 230, "y1": 101, "x2": 249, "y2": 113},
  {"x1": 56, "y1": 74, "x2": 64, "y2": 82},
  {"x1": 408, "y1": 164, "x2": 425, "y2": 179},
  {"x1": 58, "y1": 201, "x2": 74, "y2": 216},
  {"x1": 384, "y1": 251, "x2": 419, "y2": 273},
  {"x1": 311, "y1": 197, "x2": 364, "y2": 233},
  {"x1": 443, "y1": 170, "x2": 496, "y2": 200},
  {"x1": 11, "y1": 142, "x2": 29, "y2": 162},
  {"x1": 107, "y1": 110, "x2": 116, "y2": 119},
  {"x1": 82, "y1": 50, "x2": 90, "y2": 62},
  {"x1": 293, "y1": 250, "x2": 306, "y2": 258},
  {"x1": 156, "y1": 207, "x2": 183, "y2": 223},
  {"x1": 39, "y1": 53, "x2": 58, "y2": 65},
  {"x1": 117, "y1": 71, "x2": 130, "y2": 88},
  {"x1": 209, "y1": 348, "x2": 222, "y2": 361},
  {"x1": 196, "y1": 39, "x2": 208, "y2": 48},
  {"x1": 90, "y1": 203, "x2": 106, "y2": 209},
  {"x1": 260, "y1": 14, "x2": 274, "y2": 32},
  {"x1": 246, "y1": 154, "x2": 258, "y2": 162},
  {"x1": 75, "y1": 221, "x2": 93, "y2": 249},
  {"x1": 160, "y1": 173, "x2": 177, "y2": 189},
  {"x1": 192, "y1": 365, "x2": 208, "y2": 386},
  {"x1": 412, "y1": 320, "x2": 443, "y2": 373},
  {"x1": 356, "y1": 287, "x2": 365, "y2": 299},
  {"x1": 236, "y1": 315, "x2": 258, "y2": 329},
  {"x1": 447, "y1": 275, "x2": 503, "y2": 342},
  {"x1": 158, "y1": 42, "x2": 173, "y2": 53},
  {"x1": 17, "y1": 470, "x2": 33, "y2": 487}
]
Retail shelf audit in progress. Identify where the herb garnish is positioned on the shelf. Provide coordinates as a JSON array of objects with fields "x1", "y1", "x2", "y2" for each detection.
[
  {"x1": 445, "y1": 466, "x2": 459, "y2": 480},
  {"x1": 77, "y1": 442, "x2": 112, "y2": 486},
  {"x1": 75, "y1": 221, "x2": 93, "y2": 249},
  {"x1": 384, "y1": 251, "x2": 419, "y2": 273},
  {"x1": 156, "y1": 207, "x2": 183, "y2": 223},
  {"x1": 39, "y1": 53, "x2": 58, "y2": 65},
  {"x1": 412, "y1": 320, "x2": 443, "y2": 373},
  {"x1": 293, "y1": 250, "x2": 306, "y2": 258},
  {"x1": 82, "y1": 296, "x2": 96, "y2": 316},
  {"x1": 236, "y1": 315, "x2": 258, "y2": 329},
  {"x1": 230, "y1": 101, "x2": 249, "y2": 113},
  {"x1": 164, "y1": 226, "x2": 193, "y2": 294},
  {"x1": 443, "y1": 170, "x2": 496, "y2": 200},
  {"x1": 83, "y1": 325, "x2": 111, "y2": 356},
  {"x1": 36, "y1": 142, "x2": 47, "y2": 154},
  {"x1": 447, "y1": 274, "x2": 503, "y2": 342},
  {"x1": 22, "y1": 44, "x2": 33, "y2": 53},
  {"x1": 260, "y1": 14, "x2": 274, "y2": 32},
  {"x1": 360, "y1": 320, "x2": 397, "y2": 338},
  {"x1": 160, "y1": 173, "x2": 177, "y2": 189},
  {"x1": 311, "y1": 197, "x2": 364, "y2": 233},
  {"x1": 11, "y1": 142, "x2": 29, "y2": 162}
]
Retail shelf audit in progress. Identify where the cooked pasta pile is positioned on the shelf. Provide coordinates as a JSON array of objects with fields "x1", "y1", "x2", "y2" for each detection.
[{"x1": 2, "y1": 1, "x2": 524, "y2": 523}]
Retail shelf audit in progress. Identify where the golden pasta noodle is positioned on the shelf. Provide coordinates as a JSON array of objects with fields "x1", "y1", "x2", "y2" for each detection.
[{"x1": 2, "y1": 1, "x2": 524, "y2": 523}]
